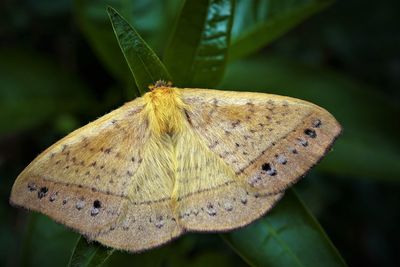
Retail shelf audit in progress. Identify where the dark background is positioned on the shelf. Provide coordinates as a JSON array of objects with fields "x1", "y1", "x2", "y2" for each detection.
[{"x1": 1, "y1": 0, "x2": 399, "y2": 266}]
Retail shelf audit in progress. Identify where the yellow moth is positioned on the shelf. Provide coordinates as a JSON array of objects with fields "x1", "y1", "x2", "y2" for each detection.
[{"x1": 10, "y1": 82, "x2": 341, "y2": 252}]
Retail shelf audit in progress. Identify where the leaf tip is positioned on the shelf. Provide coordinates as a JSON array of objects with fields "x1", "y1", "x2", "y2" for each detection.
[{"x1": 106, "y1": 5, "x2": 117, "y2": 16}]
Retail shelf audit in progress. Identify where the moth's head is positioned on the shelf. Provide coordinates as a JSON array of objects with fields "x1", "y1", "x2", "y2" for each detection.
[
  {"x1": 149, "y1": 80, "x2": 173, "y2": 91},
  {"x1": 146, "y1": 80, "x2": 176, "y2": 100}
]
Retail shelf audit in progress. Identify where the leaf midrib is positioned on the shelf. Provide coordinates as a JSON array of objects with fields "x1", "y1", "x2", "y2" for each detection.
[{"x1": 263, "y1": 219, "x2": 305, "y2": 267}]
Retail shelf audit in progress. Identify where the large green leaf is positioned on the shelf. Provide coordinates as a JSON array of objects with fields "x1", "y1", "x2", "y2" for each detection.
[
  {"x1": 229, "y1": 0, "x2": 334, "y2": 61},
  {"x1": 164, "y1": 0, "x2": 235, "y2": 87},
  {"x1": 221, "y1": 56, "x2": 400, "y2": 180},
  {"x1": 107, "y1": 6, "x2": 172, "y2": 95},
  {"x1": 19, "y1": 214, "x2": 79, "y2": 267},
  {"x1": 68, "y1": 237, "x2": 115, "y2": 267},
  {"x1": 222, "y1": 190, "x2": 347, "y2": 267},
  {"x1": 74, "y1": 0, "x2": 181, "y2": 87},
  {"x1": 0, "y1": 49, "x2": 92, "y2": 135}
]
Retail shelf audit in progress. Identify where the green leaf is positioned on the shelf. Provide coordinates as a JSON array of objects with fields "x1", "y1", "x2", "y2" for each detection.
[
  {"x1": 74, "y1": 0, "x2": 181, "y2": 87},
  {"x1": 222, "y1": 190, "x2": 347, "y2": 267},
  {"x1": 20, "y1": 214, "x2": 79, "y2": 267},
  {"x1": 164, "y1": 0, "x2": 235, "y2": 87},
  {"x1": 68, "y1": 236, "x2": 115, "y2": 267},
  {"x1": 107, "y1": 6, "x2": 172, "y2": 95},
  {"x1": 0, "y1": 49, "x2": 92, "y2": 134},
  {"x1": 221, "y1": 56, "x2": 400, "y2": 180},
  {"x1": 319, "y1": 131, "x2": 400, "y2": 181},
  {"x1": 229, "y1": 0, "x2": 334, "y2": 61}
]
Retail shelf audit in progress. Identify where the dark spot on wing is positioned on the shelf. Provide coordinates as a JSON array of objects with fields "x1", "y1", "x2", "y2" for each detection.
[
  {"x1": 206, "y1": 203, "x2": 217, "y2": 216},
  {"x1": 76, "y1": 199, "x2": 85, "y2": 210},
  {"x1": 262, "y1": 163, "x2": 271, "y2": 172},
  {"x1": 37, "y1": 187, "x2": 48, "y2": 199},
  {"x1": 275, "y1": 154, "x2": 287, "y2": 165},
  {"x1": 299, "y1": 139, "x2": 308, "y2": 147},
  {"x1": 262, "y1": 163, "x2": 277, "y2": 176},
  {"x1": 91, "y1": 200, "x2": 101, "y2": 216},
  {"x1": 49, "y1": 193, "x2": 57, "y2": 202},
  {"x1": 231, "y1": 120, "x2": 241, "y2": 128},
  {"x1": 27, "y1": 182, "x2": 37, "y2": 191},
  {"x1": 304, "y1": 128, "x2": 317, "y2": 138},
  {"x1": 93, "y1": 200, "x2": 101, "y2": 208},
  {"x1": 313, "y1": 119, "x2": 322, "y2": 128}
]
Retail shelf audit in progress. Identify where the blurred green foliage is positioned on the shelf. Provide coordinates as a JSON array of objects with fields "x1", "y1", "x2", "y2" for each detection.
[{"x1": 1, "y1": 0, "x2": 399, "y2": 267}]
